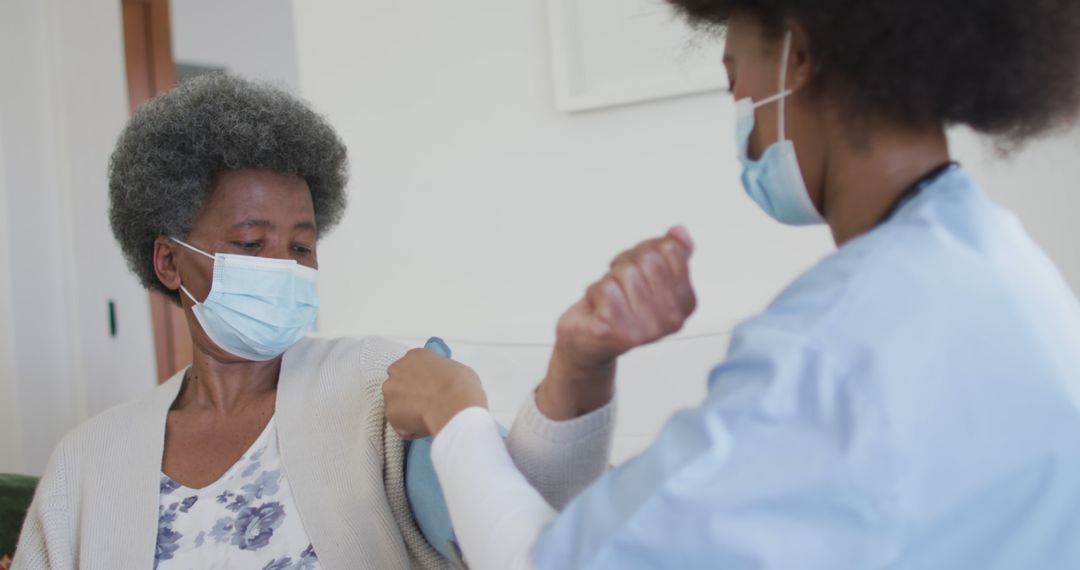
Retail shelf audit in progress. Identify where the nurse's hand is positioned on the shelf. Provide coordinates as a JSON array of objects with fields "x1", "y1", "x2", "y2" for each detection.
[
  {"x1": 537, "y1": 226, "x2": 697, "y2": 420},
  {"x1": 384, "y1": 348, "x2": 488, "y2": 439}
]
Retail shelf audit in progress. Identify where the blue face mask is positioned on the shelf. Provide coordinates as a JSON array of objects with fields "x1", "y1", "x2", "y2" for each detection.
[
  {"x1": 173, "y1": 238, "x2": 319, "y2": 361},
  {"x1": 735, "y1": 31, "x2": 824, "y2": 226}
]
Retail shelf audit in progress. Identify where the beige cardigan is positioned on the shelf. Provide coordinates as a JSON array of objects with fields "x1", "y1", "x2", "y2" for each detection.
[{"x1": 13, "y1": 336, "x2": 614, "y2": 569}]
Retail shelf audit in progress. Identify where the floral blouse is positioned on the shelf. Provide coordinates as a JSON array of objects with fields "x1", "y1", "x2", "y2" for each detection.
[{"x1": 155, "y1": 418, "x2": 320, "y2": 570}]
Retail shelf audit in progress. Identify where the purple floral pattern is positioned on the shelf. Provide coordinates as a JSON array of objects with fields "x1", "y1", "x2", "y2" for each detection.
[
  {"x1": 154, "y1": 418, "x2": 320, "y2": 568},
  {"x1": 232, "y1": 502, "x2": 286, "y2": 550},
  {"x1": 262, "y1": 544, "x2": 319, "y2": 570},
  {"x1": 154, "y1": 505, "x2": 182, "y2": 567}
]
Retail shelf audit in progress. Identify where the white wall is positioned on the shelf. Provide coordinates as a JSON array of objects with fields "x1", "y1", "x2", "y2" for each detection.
[
  {"x1": 292, "y1": 2, "x2": 1080, "y2": 463},
  {"x1": 171, "y1": 0, "x2": 300, "y2": 93},
  {"x1": 0, "y1": 112, "x2": 24, "y2": 473},
  {"x1": 0, "y1": 0, "x2": 156, "y2": 475}
]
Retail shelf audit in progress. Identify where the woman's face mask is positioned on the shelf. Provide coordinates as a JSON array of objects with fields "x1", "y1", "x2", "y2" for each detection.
[
  {"x1": 733, "y1": 31, "x2": 824, "y2": 226},
  {"x1": 173, "y1": 238, "x2": 319, "y2": 361}
]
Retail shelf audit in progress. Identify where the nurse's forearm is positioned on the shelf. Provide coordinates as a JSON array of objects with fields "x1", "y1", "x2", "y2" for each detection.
[
  {"x1": 432, "y1": 407, "x2": 556, "y2": 570},
  {"x1": 535, "y1": 346, "x2": 615, "y2": 421}
]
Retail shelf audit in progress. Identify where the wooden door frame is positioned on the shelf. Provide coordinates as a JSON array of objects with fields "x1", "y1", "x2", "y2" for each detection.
[{"x1": 120, "y1": 0, "x2": 191, "y2": 383}]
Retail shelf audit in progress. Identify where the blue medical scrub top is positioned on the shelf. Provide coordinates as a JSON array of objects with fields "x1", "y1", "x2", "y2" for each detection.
[{"x1": 534, "y1": 168, "x2": 1080, "y2": 569}]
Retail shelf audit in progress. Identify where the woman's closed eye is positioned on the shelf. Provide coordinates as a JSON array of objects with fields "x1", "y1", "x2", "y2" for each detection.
[{"x1": 232, "y1": 240, "x2": 263, "y2": 252}]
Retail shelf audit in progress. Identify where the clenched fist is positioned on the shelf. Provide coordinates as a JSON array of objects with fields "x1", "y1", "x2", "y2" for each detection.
[
  {"x1": 538, "y1": 226, "x2": 697, "y2": 420},
  {"x1": 557, "y1": 226, "x2": 697, "y2": 367}
]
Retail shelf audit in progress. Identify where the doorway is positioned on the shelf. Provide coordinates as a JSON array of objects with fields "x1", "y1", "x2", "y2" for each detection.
[{"x1": 120, "y1": 0, "x2": 190, "y2": 383}]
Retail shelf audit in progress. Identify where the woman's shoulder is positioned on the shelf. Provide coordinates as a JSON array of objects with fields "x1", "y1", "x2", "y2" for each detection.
[
  {"x1": 279, "y1": 336, "x2": 411, "y2": 402},
  {"x1": 55, "y1": 377, "x2": 177, "y2": 460},
  {"x1": 289, "y1": 335, "x2": 409, "y2": 371},
  {"x1": 33, "y1": 376, "x2": 177, "y2": 502}
]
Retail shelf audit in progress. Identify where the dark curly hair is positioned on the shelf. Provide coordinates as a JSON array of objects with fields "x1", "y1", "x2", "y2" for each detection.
[
  {"x1": 668, "y1": 0, "x2": 1080, "y2": 145},
  {"x1": 108, "y1": 74, "x2": 349, "y2": 303}
]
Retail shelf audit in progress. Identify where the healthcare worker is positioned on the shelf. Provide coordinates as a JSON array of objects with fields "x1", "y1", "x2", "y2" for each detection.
[{"x1": 383, "y1": 0, "x2": 1080, "y2": 567}]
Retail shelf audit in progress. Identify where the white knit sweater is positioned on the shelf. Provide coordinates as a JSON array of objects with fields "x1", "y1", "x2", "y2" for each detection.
[{"x1": 12, "y1": 336, "x2": 614, "y2": 569}]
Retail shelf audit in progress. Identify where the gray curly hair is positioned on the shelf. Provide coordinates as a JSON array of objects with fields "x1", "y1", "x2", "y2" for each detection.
[{"x1": 108, "y1": 73, "x2": 349, "y2": 304}]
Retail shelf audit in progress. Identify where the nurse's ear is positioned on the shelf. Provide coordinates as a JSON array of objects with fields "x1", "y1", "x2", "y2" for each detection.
[{"x1": 782, "y1": 18, "x2": 815, "y2": 93}]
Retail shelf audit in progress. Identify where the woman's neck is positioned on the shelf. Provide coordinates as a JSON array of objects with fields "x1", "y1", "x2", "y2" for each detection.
[
  {"x1": 821, "y1": 123, "x2": 951, "y2": 246},
  {"x1": 173, "y1": 349, "x2": 281, "y2": 414}
]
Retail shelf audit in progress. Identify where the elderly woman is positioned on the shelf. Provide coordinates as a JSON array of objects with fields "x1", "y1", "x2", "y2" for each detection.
[{"x1": 13, "y1": 74, "x2": 614, "y2": 570}]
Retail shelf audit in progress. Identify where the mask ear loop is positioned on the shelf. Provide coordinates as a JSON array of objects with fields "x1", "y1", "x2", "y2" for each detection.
[
  {"x1": 171, "y1": 237, "x2": 215, "y2": 306},
  {"x1": 751, "y1": 90, "x2": 791, "y2": 110},
  {"x1": 778, "y1": 30, "x2": 793, "y2": 143},
  {"x1": 178, "y1": 284, "x2": 200, "y2": 306},
  {"x1": 171, "y1": 237, "x2": 216, "y2": 260},
  {"x1": 745, "y1": 31, "x2": 794, "y2": 137}
]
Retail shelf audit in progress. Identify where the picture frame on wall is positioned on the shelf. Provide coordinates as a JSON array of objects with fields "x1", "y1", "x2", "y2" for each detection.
[{"x1": 546, "y1": 0, "x2": 728, "y2": 113}]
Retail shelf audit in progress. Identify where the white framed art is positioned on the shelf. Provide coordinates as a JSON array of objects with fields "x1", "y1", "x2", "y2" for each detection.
[{"x1": 546, "y1": 0, "x2": 728, "y2": 113}]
